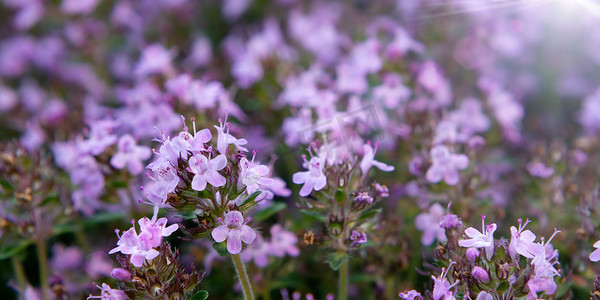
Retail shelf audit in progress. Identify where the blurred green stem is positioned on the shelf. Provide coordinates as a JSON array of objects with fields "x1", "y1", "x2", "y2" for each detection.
[
  {"x1": 232, "y1": 253, "x2": 255, "y2": 300},
  {"x1": 35, "y1": 239, "x2": 50, "y2": 300},
  {"x1": 338, "y1": 257, "x2": 348, "y2": 300},
  {"x1": 11, "y1": 256, "x2": 27, "y2": 291}
]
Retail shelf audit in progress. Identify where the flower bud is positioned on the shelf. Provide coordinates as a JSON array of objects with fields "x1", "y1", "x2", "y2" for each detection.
[
  {"x1": 472, "y1": 266, "x2": 489, "y2": 283},
  {"x1": 111, "y1": 268, "x2": 132, "y2": 281},
  {"x1": 374, "y1": 183, "x2": 389, "y2": 198},
  {"x1": 352, "y1": 192, "x2": 373, "y2": 210},
  {"x1": 466, "y1": 247, "x2": 480, "y2": 262},
  {"x1": 328, "y1": 215, "x2": 344, "y2": 237}
]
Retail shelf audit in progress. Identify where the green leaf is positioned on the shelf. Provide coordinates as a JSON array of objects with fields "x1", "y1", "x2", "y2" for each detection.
[
  {"x1": 189, "y1": 290, "x2": 209, "y2": 300},
  {"x1": 252, "y1": 202, "x2": 286, "y2": 222},
  {"x1": 327, "y1": 252, "x2": 348, "y2": 271},
  {"x1": 300, "y1": 210, "x2": 327, "y2": 222},
  {"x1": 53, "y1": 212, "x2": 125, "y2": 235},
  {"x1": 0, "y1": 178, "x2": 13, "y2": 191},
  {"x1": 40, "y1": 194, "x2": 59, "y2": 207},
  {"x1": 212, "y1": 241, "x2": 229, "y2": 257},
  {"x1": 239, "y1": 191, "x2": 263, "y2": 209},
  {"x1": 357, "y1": 208, "x2": 381, "y2": 221},
  {"x1": 0, "y1": 240, "x2": 32, "y2": 260}
]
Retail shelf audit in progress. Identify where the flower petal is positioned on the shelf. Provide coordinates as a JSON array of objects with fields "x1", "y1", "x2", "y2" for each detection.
[{"x1": 211, "y1": 225, "x2": 229, "y2": 243}]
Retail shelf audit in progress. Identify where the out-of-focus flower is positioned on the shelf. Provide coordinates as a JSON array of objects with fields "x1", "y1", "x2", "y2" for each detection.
[
  {"x1": 110, "y1": 134, "x2": 152, "y2": 175},
  {"x1": 61, "y1": 0, "x2": 99, "y2": 15},
  {"x1": 415, "y1": 203, "x2": 446, "y2": 245},
  {"x1": 526, "y1": 162, "x2": 554, "y2": 178},
  {"x1": 425, "y1": 145, "x2": 469, "y2": 186},
  {"x1": 360, "y1": 143, "x2": 394, "y2": 176}
]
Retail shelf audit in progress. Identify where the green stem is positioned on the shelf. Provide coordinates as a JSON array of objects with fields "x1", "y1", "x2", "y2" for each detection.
[
  {"x1": 11, "y1": 256, "x2": 27, "y2": 291},
  {"x1": 35, "y1": 239, "x2": 50, "y2": 300},
  {"x1": 231, "y1": 253, "x2": 255, "y2": 300},
  {"x1": 338, "y1": 257, "x2": 349, "y2": 300}
]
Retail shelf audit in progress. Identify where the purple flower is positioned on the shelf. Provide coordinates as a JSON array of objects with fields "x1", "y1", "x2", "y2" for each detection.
[
  {"x1": 78, "y1": 119, "x2": 118, "y2": 156},
  {"x1": 241, "y1": 234, "x2": 270, "y2": 267},
  {"x1": 415, "y1": 203, "x2": 446, "y2": 246},
  {"x1": 87, "y1": 283, "x2": 127, "y2": 300},
  {"x1": 292, "y1": 155, "x2": 327, "y2": 197},
  {"x1": 398, "y1": 290, "x2": 422, "y2": 300},
  {"x1": 360, "y1": 143, "x2": 395, "y2": 176},
  {"x1": 110, "y1": 134, "x2": 152, "y2": 175},
  {"x1": 137, "y1": 216, "x2": 179, "y2": 249},
  {"x1": 61, "y1": 0, "x2": 98, "y2": 14},
  {"x1": 350, "y1": 231, "x2": 368, "y2": 248},
  {"x1": 590, "y1": 240, "x2": 600, "y2": 262},
  {"x1": 431, "y1": 262, "x2": 458, "y2": 300},
  {"x1": 509, "y1": 218, "x2": 537, "y2": 260},
  {"x1": 215, "y1": 120, "x2": 248, "y2": 154},
  {"x1": 425, "y1": 145, "x2": 469, "y2": 186},
  {"x1": 268, "y1": 224, "x2": 299, "y2": 257},
  {"x1": 238, "y1": 154, "x2": 271, "y2": 195},
  {"x1": 212, "y1": 211, "x2": 256, "y2": 254},
  {"x1": 527, "y1": 162, "x2": 554, "y2": 178},
  {"x1": 109, "y1": 227, "x2": 159, "y2": 268},
  {"x1": 472, "y1": 266, "x2": 489, "y2": 283},
  {"x1": 188, "y1": 154, "x2": 227, "y2": 191},
  {"x1": 134, "y1": 44, "x2": 174, "y2": 78},
  {"x1": 458, "y1": 215, "x2": 497, "y2": 260}
]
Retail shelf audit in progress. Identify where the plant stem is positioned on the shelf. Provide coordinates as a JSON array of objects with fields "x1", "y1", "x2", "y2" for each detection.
[
  {"x1": 338, "y1": 257, "x2": 349, "y2": 300},
  {"x1": 231, "y1": 253, "x2": 255, "y2": 300},
  {"x1": 35, "y1": 239, "x2": 50, "y2": 300},
  {"x1": 11, "y1": 256, "x2": 27, "y2": 291}
]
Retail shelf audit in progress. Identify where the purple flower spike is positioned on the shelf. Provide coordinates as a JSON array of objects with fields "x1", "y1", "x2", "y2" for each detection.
[
  {"x1": 212, "y1": 211, "x2": 256, "y2": 254},
  {"x1": 110, "y1": 134, "x2": 152, "y2": 175},
  {"x1": 425, "y1": 145, "x2": 469, "y2": 186}
]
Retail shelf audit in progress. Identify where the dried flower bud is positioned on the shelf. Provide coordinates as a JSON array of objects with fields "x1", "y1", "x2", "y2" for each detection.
[{"x1": 328, "y1": 215, "x2": 344, "y2": 237}]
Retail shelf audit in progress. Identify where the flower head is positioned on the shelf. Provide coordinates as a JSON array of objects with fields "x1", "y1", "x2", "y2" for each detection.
[
  {"x1": 426, "y1": 145, "x2": 469, "y2": 186},
  {"x1": 188, "y1": 153, "x2": 227, "y2": 191},
  {"x1": 458, "y1": 215, "x2": 496, "y2": 260},
  {"x1": 211, "y1": 211, "x2": 256, "y2": 254},
  {"x1": 292, "y1": 153, "x2": 327, "y2": 197},
  {"x1": 110, "y1": 134, "x2": 151, "y2": 175}
]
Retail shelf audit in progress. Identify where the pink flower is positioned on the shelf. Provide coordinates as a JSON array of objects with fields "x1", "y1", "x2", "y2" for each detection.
[
  {"x1": 425, "y1": 145, "x2": 469, "y2": 186},
  {"x1": 350, "y1": 231, "x2": 368, "y2": 248},
  {"x1": 431, "y1": 261, "x2": 458, "y2": 300},
  {"x1": 415, "y1": 203, "x2": 447, "y2": 246},
  {"x1": 458, "y1": 215, "x2": 496, "y2": 260},
  {"x1": 527, "y1": 162, "x2": 554, "y2": 178},
  {"x1": 108, "y1": 227, "x2": 159, "y2": 268},
  {"x1": 188, "y1": 153, "x2": 227, "y2": 191},
  {"x1": 212, "y1": 211, "x2": 256, "y2": 254},
  {"x1": 238, "y1": 154, "x2": 271, "y2": 195},
  {"x1": 215, "y1": 119, "x2": 248, "y2": 154},
  {"x1": 590, "y1": 240, "x2": 600, "y2": 262},
  {"x1": 138, "y1": 217, "x2": 179, "y2": 249},
  {"x1": 398, "y1": 290, "x2": 422, "y2": 300},
  {"x1": 110, "y1": 134, "x2": 151, "y2": 175},
  {"x1": 87, "y1": 283, "x2": 127, "y2": 300},
  {"x1": 134, "y1": 44, "x2": 174, "y2": 78},
  {"x1": 61, "y1": 0, "x2": 99, "y2": 15},
  {"x1": 292, "y1": 154, "x2": 327, "y2": 197},
  {"x1": 360, "y1": 143, "x2": 395, "y2": 176},
  {"x1": 509, "y1": 218, "x2": 537, "y2": 260},
  {"x1": 268, "y1": 224, "x2": 299, "y2": 257}
]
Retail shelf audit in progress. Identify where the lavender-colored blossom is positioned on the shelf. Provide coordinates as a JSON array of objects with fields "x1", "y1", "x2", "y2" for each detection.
[
  {"x1": 350, "y1": 231, "x2": 367, "y2": 248},
  {"x1": 458, "y1": 215, "x2": 497, "y2": 260},
  {"x1": 359, "y1": 143, "x2": 395, "y2": 176},
  {"x1": 212, "y1": 211, "x2": 256, "y2": 254},
  {"x1": 134, "y1": 44, "x2": 174, "y2": 78},
  {"x1": 415, "y1": 203, "x2": 446, "y2": 246},
  {"x1": 215, "y1": 120, "x2": 248, "y2": 154},
  {"x1": 109, "y1": 227, "x2": 160, "y2": 268},
  {"x1": 509, "y1": 218, "x2": 537, "y2": 259},
  {"x1": 292, "y1": 155, "x2": 327, "y2": 197},
  {"x1": 61, "y1": 0, "x2": 99, "y2": 15},
  {"x1": 471, "y1": 266, "x2": 489, "y2": 283},
  {"x1": 241, "y1": 234, "x2": 270, "y2": 267},
  {"x1": 0, "y1": 84, "x2": 17, "y2": 112},
  {"x1": 110, "y1": 134, "x2": 152, "y2": 175},
  {"x1": 78, "y1": 119, "x2": 118, "y2": 156},
  {"x1": 590, "y1": 240, "x2": 600, "y2": 262},
  {"x1": 476, "y1": 292, "x2": 493, "y2": 300},
  {"x1": 87, "y1": 283, "x2": 127, "y2": 300},
  {"x1": 269, "y1": 224, "x2": 299, "y2": 257},
  {"x1": 238, "y1": 155, "x2": 271, "y2": 195},
  {"x1": 425, "y1": 145, "x2": 469, "y2": 186},
  {"x1": 526, "y1": 162, "x2": 554, "y2": 178},
  {"x1": 398, "y1": 290, "x2": 422, "y2": 300},
  {"x1": 188, "y1": 154, "x2": 227, "y2": 191},
  {"x1": 431, "y1": 262, "x2": 458, "y2": 300},
  {"x1": 85, "y1": 251, "x2": 113, "y2": 279}
]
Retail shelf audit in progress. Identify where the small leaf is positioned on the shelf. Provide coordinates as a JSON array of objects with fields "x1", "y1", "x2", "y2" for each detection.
[
  {"x1": 0, "y1": 179, "x2": 13, "y2": 191},
  {"x1": 327, "y1": 252, "x2": 348, "y2": 271},
  {"x1": 240, "y1": 191, "x2": 262, "y2": 206},
  {"x1": 252, "y1": 202, "x2": 286, "y2": 222},
  {"x1": 0, "y1": 241, "x2": 32, "y2": 260},
  {"x1": 212, "y1": 241, "x2": 229, "y2": 257},
  {"x1": 358, "y1": 208, "x2": 381, "y2": 221},
  {"x1": 300, "y1": 210, "x2": 327, "y2": 222},
  {"x1": 40, "y1": 194, "x2": 59, "y2": 207},
  {"x1": 189, "y1": 290, "x2": 209, "y2": 300}
]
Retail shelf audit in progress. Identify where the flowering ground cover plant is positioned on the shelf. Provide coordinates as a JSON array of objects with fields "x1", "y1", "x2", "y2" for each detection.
[{"x1": 3, "y1": 0, "x2": 600, "y2": 299}]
